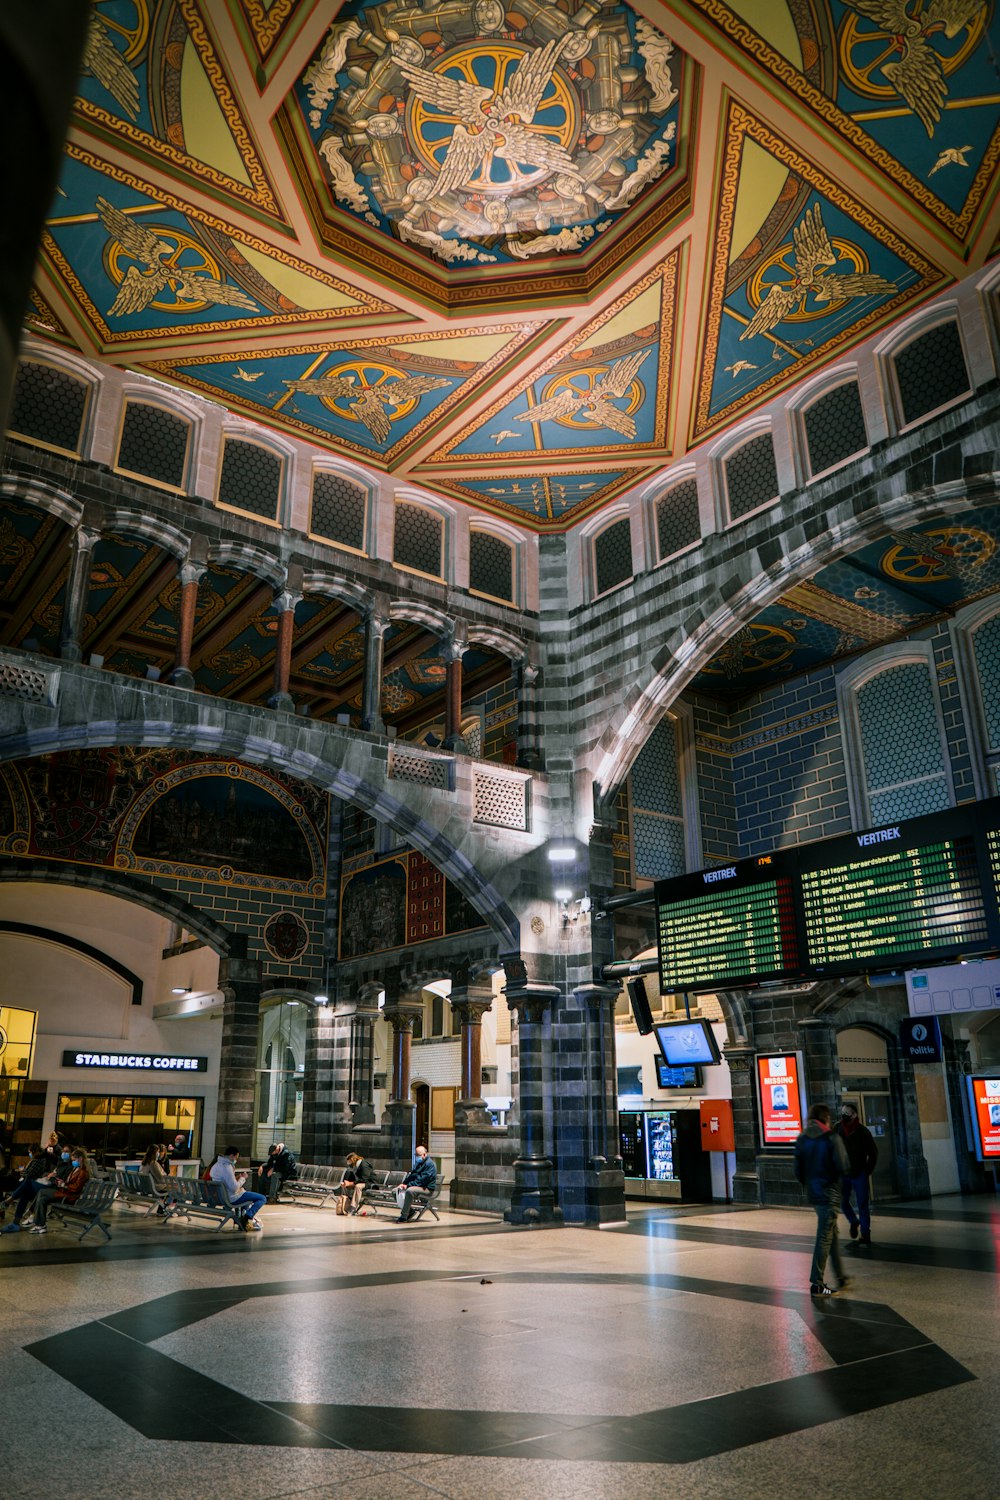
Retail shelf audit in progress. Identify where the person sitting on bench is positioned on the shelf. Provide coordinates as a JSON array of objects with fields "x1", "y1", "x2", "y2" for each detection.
[
  {"x1": 2, "y1": 1143, "x2": 75, "y2": 1232},
  {"x1": 336, "y1": 1152, "x2": 375, "y2": 1215},
  {"x1": 257, "y1": 1142, "x2": 298, "y2": 1202},
  {"x1": 3, "y1": 1147, "x2": 89, "y2": 1235},
  {"x1": 395, "y1": 1145, "x2": 436, "y2": 1223},
  {"x1": 209, "y1": 1147, "x2": 266, "y2": 1231}
]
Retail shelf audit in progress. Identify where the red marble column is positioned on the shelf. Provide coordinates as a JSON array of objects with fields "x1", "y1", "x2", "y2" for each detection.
[
  {"x1": 268, "y1": 589, "x2": 300, "y2": 709},
  {"x1": 169, "y1": 561, "x2": 206, "y2": 688}
]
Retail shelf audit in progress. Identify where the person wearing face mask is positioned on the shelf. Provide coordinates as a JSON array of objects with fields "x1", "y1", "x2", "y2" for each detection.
[
  {"x1": 1, "y1": 1146, "x2": 89, "y2": 1235},
  {"x1": 1, "y1": 1145, "x2": 51, "y2": 1227},
  {"x1": 835, "y1": 1102, "x2": 878, "y2": 1246}
]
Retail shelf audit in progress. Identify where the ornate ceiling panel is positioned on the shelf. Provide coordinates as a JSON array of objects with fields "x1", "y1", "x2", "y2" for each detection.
[{"x1": 24, "y1": 0, "x2": 1000, "y2": 528}]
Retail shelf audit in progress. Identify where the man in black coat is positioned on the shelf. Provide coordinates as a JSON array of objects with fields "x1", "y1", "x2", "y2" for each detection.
[
  {"x1": 794, "y1": 1103, "x2": 852, "y2": 1297},
  {"x1": 835, "y1": 1103, "x2": 878, "y2": 1245},
  {"x1": 257, "y1": 1142, "x2": 298, "y2": 1202}
]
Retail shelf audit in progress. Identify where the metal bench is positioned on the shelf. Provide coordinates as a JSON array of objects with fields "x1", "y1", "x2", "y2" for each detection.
[
  {"x1": 359, "y1": 1170, "x2": 407, "y2": 1216},
  {"x1": 114, "y1": 1170, "x2": 169, "y2": 1216},
  {"x1": 280, "y1": 1164, "x2": 345, "y2": 1209},
  {"x1": 46, "y1": 1180, "x2": 119, "y2": 1243},
  {"x1": 407, "y1": 1177, "x2": 445, "y2": 1222},
  {"x1": 161, "y1": 1178, "x2": 248, "y2": 1231}
]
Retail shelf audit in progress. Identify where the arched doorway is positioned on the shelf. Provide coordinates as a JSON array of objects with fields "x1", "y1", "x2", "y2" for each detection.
[
  {"x1": 837, "y1": 1026, "x2": 899, "y2": 1199},
  {"x1": 412, "y1": 1081, "x2": 429, "y2": 1149}
]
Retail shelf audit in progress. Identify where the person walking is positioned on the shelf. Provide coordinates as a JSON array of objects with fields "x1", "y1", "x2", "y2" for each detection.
[
  {"x1": 794, "y1": 1103, "x2": 852, "y2": 1297},
  {"x1": 835, "y1": 1103, "x2": 878, "y2": 1246}
]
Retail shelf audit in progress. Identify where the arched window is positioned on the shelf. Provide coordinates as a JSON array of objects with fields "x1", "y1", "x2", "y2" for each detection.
[
  {"x1": 116, "y1": 401, "x2": 191, "y2": 491},
  {"x1": 653, "y1": 476, "x2": 700, "y2": 563},
  {"x1": 801, "y1": 380, "x2": 868, "y2": 479},
  {"x1": 217, "y1": 436, "x2": 284, "y2": 523},
  {"x1": 722, "y1": 430, "x2": 779, "y2": 522},
  {"x1": 892, "y1": 319, "x2": 970, "y2": 428},
  {"x1": 626, "y1": 705, "x2": 700, "y2": 881},
  {"x1": 592, "y1": 515, "x2": 633, "y2": 598},
  {"x1": 838, "y1": 645, "x2": 953, "y2": 827},
  {"x1": 310, "y1": 468, "x2": 368, "y2": 553},
  {"x1": 393, "y1": 500, "x2": 444, "y2": 579},
  {"x1": 8, "y1": 360, "x2": 91, "y2": 457},
  {"x1": 469, "y1": 527, "x2": 515, "y2": 604},
  {"x1": 951, "y1": 599, "x2": 1000, "y2": 798}
]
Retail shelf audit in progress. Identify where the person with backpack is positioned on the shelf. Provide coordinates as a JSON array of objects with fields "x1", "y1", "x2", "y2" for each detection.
[
  {"x1": 794, "y1": 1103, "x2": 852, "y2": 1297},
  {"x1": 835, "y1": 1103, "x2": 879, "y2": 1246}
]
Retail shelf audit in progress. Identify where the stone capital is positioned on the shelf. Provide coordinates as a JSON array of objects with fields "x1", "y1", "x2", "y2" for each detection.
[{"x1": 179, "y1": 559, "x2": 208, "y2": 588}]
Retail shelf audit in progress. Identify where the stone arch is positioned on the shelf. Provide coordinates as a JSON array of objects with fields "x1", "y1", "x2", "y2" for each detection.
[
  {"x1": 387, "y1": 599, "x2": 452, "y2": 637},
  {"x1": 0, "y1": 475, "x2": 82, "y2": 529},
  {"x1": 207, "y1": 540, "x2": 285, "y2": 590},
  {"x1": 465, "y1": 624, "x2": 527, "y2": 661},
  {"x1": 0, "y1": 723, "x2": 519, "y2": 954},
  {"x1": 100, "y1": 507, "x2": 190, "y2": 561},
  {"x1": 300, "y1": 567, "x2": 372, "y2": 616},
  {"x1": 593, "y1": 480, "x2": 1000, "y2": 801},
  {"x1": 0, "y1": 919, "x2": 145, "y2": 1005},
  {"x1": 0, "y1": 857, "x2": 232, "y2": 954}
]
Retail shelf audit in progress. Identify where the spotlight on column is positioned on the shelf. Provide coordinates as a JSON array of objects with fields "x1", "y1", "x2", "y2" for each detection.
[
  {"x1": 626, "y1": 976, "x2": 655, "y2": 1036},
  {"x1": 315, "y1": 994, "x2": 329, "y2": 1007},
  {"x1": 88, "y1": 653, "x2": 105, "y2": 668}
]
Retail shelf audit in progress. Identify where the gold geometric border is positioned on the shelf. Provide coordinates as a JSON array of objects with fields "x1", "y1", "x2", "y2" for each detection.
[
  {"x1": 428, "y1": 251, "x2": 680, "y2": 465},
  {"x1": 693, "y1": 97, "x2": 945, "y2": 444}
]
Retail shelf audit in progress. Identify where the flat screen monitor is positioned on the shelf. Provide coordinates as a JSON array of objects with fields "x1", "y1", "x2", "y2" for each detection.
[
  {"x1": 653, "y1": 1018, "x2": 721, "y2": 1068},
  {"x1": 655, "y1": 1057, "x2": 702, "y2": 1090}
]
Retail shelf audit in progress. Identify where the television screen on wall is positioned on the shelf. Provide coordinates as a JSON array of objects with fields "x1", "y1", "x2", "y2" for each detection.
[
  {"x1": 653, "y1": 1018, "x2": 721, "y2": 1067},
  {"x1": 655, "y1": 1057, "x2": 702, "y2": 1090}
]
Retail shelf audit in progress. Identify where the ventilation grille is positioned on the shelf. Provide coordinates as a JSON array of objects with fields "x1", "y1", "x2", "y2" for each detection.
[
  {"x1": 473, "y1": 768, "x2": 529, "y2": 830},
  {"x1": 389, "y1": 748, "x2": 452, "y2": 790}
]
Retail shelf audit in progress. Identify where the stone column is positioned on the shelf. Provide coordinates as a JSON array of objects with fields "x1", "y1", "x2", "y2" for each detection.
[
  {"x1": 268, "y1": 588, "x2": 300, "y2": 711},
  {"x1": 170, "y1": 559, "x2": 206, "y2": 688},
  {"x1": 59, "y1": 525, "x2": 100, "y2": 663},
  {"x1": 301, "y1": 1000, "x2": 337, "y2": 1162},
  {"x1": 574, "y1": 980, "x2": 626, "y2": 1224},
  {"x1": 360, "y1": 611, "x2": 387, "y2": 732},
  {"x1": 442, "y1": 632, "x2": 468, "y2": 752},
  {"x1": 503, "y1": 964, "x2": 561, "y2": 1225},
  {"x1": 515, "y1": 658, "x2": 542, "y2": 769},
  {"x1": 215, "y1": 939, "x2": 263, "y2": 1158},
  {"x1": 349, "y1": 988, "x2": 380, "y2": 1127},
  {"x1": 725, "y1": 1041, "x2": 759, "y2": 1204},
  {"x1": 450, "y1": 976, "x2": 494, "y2": 1129},
  {"x1": 383, "y1": 1000, "x2": 422, "y2": 1164}
]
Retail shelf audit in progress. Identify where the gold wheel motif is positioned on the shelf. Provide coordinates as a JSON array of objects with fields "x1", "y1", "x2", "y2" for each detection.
[
  {"x1": 838, "y1": 3, "x2": 987, "y2": 102},
  {"x1": 318, "y1": 361, "x2": 414, "y2": 427},
  {"x1": 103, "y1": 225, "x2": 224, "y2": 314},
  {"x1": 748, "y1": 237, "x2": 869, "y2": 325},
  {"x1": 94, "y1": 0, "x2": 151, "y2": 63},
  {"x1": 882, "y1": 526, "x2": 995, "y2": 582},
  {"x1": 704, "y1": 625, "x2": 797, "y2": 676},
  {"x1": 537, "y1": 365, "x2": 646, "y2": 431}
]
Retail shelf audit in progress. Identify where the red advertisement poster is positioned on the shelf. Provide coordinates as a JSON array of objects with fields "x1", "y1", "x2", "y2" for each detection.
[
  {"x1": 757, "y1": 1053, "x2": 805, "y2": 1145},
  {"x1": 967, "y1": 1077, "x2": 1000, "y2": 1160}
]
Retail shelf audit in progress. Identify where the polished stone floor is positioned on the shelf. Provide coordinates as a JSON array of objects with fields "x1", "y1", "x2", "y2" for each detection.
[{"x1": 1, "y1": 1191, "x2": 998, "y2": 1499}]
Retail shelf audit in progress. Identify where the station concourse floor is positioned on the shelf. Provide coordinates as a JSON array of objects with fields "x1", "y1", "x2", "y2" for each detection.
[{"x1": 0, "y1": 1192, "x2": 997, "y2": 1500}]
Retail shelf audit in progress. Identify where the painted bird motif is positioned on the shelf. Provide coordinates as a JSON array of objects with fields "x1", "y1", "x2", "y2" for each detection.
[
  {"x1": 929, "y1": 143, "x2": 973, "y2": 174},
  {"x1": 520, "y1": 349, "x2": 651, "y2": 439},
  {"x1": 96, "y1": 198, "x2": 259, "y2": 317},
  {"x1": 233, "y1": 366, "x2": 264, "y2": 382},
  {"x1": 492, "y1": 430, "x2": 521, "y2": 444},
  {"x1": 725, "y1": 360, "x2": 758, "y2": 376},
  {"x1": 83, "y1": 13, "x2": 140, "y2": 120},
  {"x1": 283, "y1": 372, "x2": 450, "y2": 443},
  {"x1": 398, "y1": 34, "x2": 581, "y2": 196},
  {"x1": 845, "y1": 0, "x2": 985, "y2": 136},
  {"x1": 740, "y1": 204, "x2": 897, "y2": 342}
]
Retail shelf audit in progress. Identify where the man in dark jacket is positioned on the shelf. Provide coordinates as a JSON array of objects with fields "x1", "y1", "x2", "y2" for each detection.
[
  {"x1": 835, "y1": 1103, "x2": 878, "y2": 1245},
  {"x1": 257, "y1": 1142, "x2": 298, "y2": 1202},
  {"x1": 794, "y1": 1103, "x2": 852, "y2": 1297},
  {"x1": 395, "y1": 1145, "x2": 437, "y2": 1223}
]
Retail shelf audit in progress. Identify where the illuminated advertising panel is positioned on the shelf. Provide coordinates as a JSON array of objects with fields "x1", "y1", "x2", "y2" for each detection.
[
  {"x1": 756, "y1": 1052, "x2": 806, "y2": 1146},
  {"x1": 965, "y1": 1076, "x2": 1000, "y2": 1161}
]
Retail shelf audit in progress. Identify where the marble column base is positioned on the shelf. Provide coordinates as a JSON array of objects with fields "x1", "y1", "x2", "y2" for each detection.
[{"x1": 505, "y1": 1155, "x2": 563, "y2": 1226}]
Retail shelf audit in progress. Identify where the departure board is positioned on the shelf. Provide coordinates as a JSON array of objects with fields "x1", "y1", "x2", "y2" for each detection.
[
  {"x1": 801, "y1": 836, "x2": 988, "y2": 971},
  {"x1": 654, "y1": 799, "x2": 1000, "y2": 993},
  {"x1": 656, "y1": 872, "x2": 799, "y2": 991}
]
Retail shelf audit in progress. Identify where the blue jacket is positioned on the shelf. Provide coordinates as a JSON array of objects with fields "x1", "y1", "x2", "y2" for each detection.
[
  {"x1": 794, "y1": 1121, "x2": 849, "y2": 1206},
  {"x1": 404, "y1": 1154, "x2": 437, "y2": 1191}
]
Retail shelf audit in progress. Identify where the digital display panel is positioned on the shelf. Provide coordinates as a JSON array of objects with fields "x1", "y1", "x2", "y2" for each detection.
[
  {"x1": 756, "y1": 1053, "x2": 806, "y2": 1145},
  {"x1": 654, "y1": 1019, "x2": 721, "y2": 1068},
  {"x1": 654, "y1": 800, "x2": 1000, "y2": 994},
  {"x1": 966, "y1": 1076, "x2": 1000, "y2": 1161},
  {"x1": 656, "y1": 870, "x2": 799, "y2": 992},
  {"x1": 655, "y1": 1058, "x2": 702, "y2": 1090}
]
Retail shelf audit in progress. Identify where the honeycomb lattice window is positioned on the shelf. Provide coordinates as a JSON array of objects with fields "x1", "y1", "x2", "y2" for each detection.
[
  {"x1": 655, "y1": 478, "x2": 700, "y2": 560},
  {"x1": 894, "y1": 321, "x2": 970, "y2": 426},
  {"x1": 973, "y1": 612, "x2": 1000, "y2": 751},
  {"x1": 389, "y1": 748, "x2": 452, "y2": 790},
  {"x1": 218, "y1": 438, "x2": 282, "y2": 521},
  {"x1": 469, "y1": 530, "x2": 514, "y2": 602},
  {"x1": 593, "y1": 517, "x2": 633, "y2": 596},
  {"x1": 310, "y1": 470, "x2": 366, "y2": 551},
  {"x1": 117, "y1": 402, "x2": 189, "y2": 489},
  {"x1": 857, "y1": 662, "x2": 950, "y2": 822},
  {"x1": 394, "y1": 502, "x2": 443, "y2": 577},
  {"x1": 725, "y1": 433, "x2": 778, "y2": 520},
  {"x1": 8, "y1": 362, "x2": 88, "y2": 454},
  {"x1": 803, "y1": 382, "x2": 868, "y2": 476},
  {"x1": 473, "y1": 768, "x2": 528, "y2": 830}
]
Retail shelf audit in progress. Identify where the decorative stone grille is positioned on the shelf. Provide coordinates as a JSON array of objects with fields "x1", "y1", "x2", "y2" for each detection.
[
  {"x1": 393, "y1": 502, "x2": 443, "y2": 577},
  {"x1": 219, "y1": 439, "x2": 282, "y2": 521},
  {"x1": 469, "y1": 530, "x2": 514, "y2": 601},
  {"x1": 0, "y1": 662, "x2": 49, "y2": 703},
  {"x1": 725, "y1": 432, "x2": 778, "y2": 520},
  {"x1": 389, "y1": 748, "x2": 452, "y2": 790},
  {"x1": 803, "y1": 381, "x2": 867, "y2": 476},
  {"x1": 593, "y1": 517, "x2": 633, "y2": 596},
  {"x1": 655, "y1": 478, "x2": 700, "y2": 560},
  {"x1": 473, "y1": 767, "x2": 529, "y2": 830},
  {"x1": 311, "y1": 470, "x2": 367, "y2": 550},
  {"x1": 117, "y1": 402, "x2": 190, "y2": 489},
  {"x1": 9, "y1": 362, "x2": 88, "y2": 454},
  {"x1": 895, "y1": 321, "x2": 969, "y2": 426}
]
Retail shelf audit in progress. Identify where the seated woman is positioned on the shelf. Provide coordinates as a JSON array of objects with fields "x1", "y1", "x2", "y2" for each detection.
[
  {"x1": 1, "y1": 1145, "x2": 53, "y2": 1229},
  {"x1": 140, "y1": 1143, "x2": 172, "y2": 1214},
  {"x1": 336, "y1": 1152, "x2": 376, "y2": 1215},
  {"x1": 20, "y1": 1148, "x2": 89, "y2": 1236}
]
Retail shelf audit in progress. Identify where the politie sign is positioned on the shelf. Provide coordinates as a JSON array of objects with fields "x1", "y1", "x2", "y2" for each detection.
[
  {"x1": 62, "y1": 1051, "x2": 207, "y2": 1072},
  {"x1": 899, "y1": 1017, "x2": 943, "y2": 1063}
]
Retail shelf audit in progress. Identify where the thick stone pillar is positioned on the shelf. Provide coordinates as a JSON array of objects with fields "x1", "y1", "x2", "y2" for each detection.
[
  {"x1": 301, "y1": 1001, "x2": 337, "y2": 1161},
  {"x1": 59, "y1": 525, "x2": 99, "y2": 663},
  {"x1": 170, "y1": 559, "x2": 207, "y2": 688},
  {"x1": 383, "y1": 1001, "x2": 421, "y2": 1164},
  {"x1": 215, "y1": 940, "x2": 262, "y2": 1157},
  {"x1": 515, "y1": 658, "x2": 542, "y2": 769},
  {"x1": 268, "y1": 588, "x2": 300, "y2": 710},
  {"x1": 360, "y1": 611, "x2": 387, "y2": 732},
  {"x1": 574, "y1": 980, "x2": 627, "y2": 1224},
  {"x1": 450, "y1": 976, "x2": 493, "y2": 1129},
  {"x1": 503, "y1": 964, "x2": 562, "y2": 1225},
  {"x1": 442, "y1": 633, "x2": 468, "y2": 752},
  {"x1": 349, "y1": 989, "x2": 380, "y2": 1126}
]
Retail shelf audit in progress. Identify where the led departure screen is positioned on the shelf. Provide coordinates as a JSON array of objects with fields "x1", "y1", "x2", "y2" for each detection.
[
  {"x1": 654, "y1": 799, "x2": 1000, "y2": 993},
  {"x1": 802, "y1": 836, "x2": 988, "y2": 971},
  {"x1": 656, "y1": 874, "x2": 798, "y2": 992}
]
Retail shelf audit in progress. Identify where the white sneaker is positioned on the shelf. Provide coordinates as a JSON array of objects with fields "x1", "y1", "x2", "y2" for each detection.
[
  {"x1": 247, "y1": 1219, "x2": 262, "y2": 1231},
  {"x1": 29, "y1": 1225, "x2": 47, "y2": 1235}
]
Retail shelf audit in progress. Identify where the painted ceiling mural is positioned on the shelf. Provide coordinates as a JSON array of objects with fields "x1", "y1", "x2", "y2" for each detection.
[{"x1": 21, "y1": 0, "x2": 1000, "y2": 527}]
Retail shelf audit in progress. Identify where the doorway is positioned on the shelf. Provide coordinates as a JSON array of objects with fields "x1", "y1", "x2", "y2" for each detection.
[
  {"x1": 837, "y1": 1026, "x2": 900, "y2": 1199},
  {"x1": 412, "y1": 1082, "x2": 429, "y2": 1148}
]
